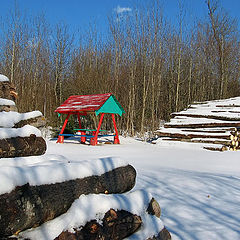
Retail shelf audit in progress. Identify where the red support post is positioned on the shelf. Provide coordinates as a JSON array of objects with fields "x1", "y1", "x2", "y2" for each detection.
[
  {"x1": 112, "y1": 114, "x2": 120, "y2": 144},
  {"x1": 91, "y1": 113, "x2": 105, "y2": 146},
  {"x1": 77, "y1": 113, "x2": 86, "y2": 143},
  {"x1": 57, "y1": 113, "x2": 71, "y2": 143}
]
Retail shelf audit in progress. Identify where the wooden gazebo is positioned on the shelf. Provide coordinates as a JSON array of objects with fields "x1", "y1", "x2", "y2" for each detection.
[{"x1": 55, "y1": 93, "x2": 125, "y2": 145}]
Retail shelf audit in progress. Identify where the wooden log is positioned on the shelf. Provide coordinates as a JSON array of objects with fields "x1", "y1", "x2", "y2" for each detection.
[
  {"x1": 55, "y1": 209, "x2": 142, "y2": 240},
  {"x1": 161, "y1": 138, "x2": 230, "y2": 146},
  {"x1": 0, "y1": 81, "x2": 17, "y2": 101},
  {"x1": 0, "y1": 135, "x2": 47, "y2": 158},
  {"x1": 147, "y1": 227, "x2": 172, "y2": 240},
  {"x1": 13, "y1": 115, "x2": 46, "y2": 128},
  {"x1": 0, "y1": 165, "x2": 136, "y2": 237},
  {"x1": 181, "y1": 129, "x2": 228, "y2": 133},
  {"x1": 171, "y1": 113, "x2": 240, "y2": 121},
  {"x1": 0, "y1": 105, "x2": 18, "y2": 112},
  {"x1": 156, "y1": 131, "x2": 229, "y2": 140},
  {"x1": 204, "y1": 146, "x2": 228, "y2": 152},
  {"x1": 164, "y1": 122, "x2": 240, "y2": 129},
  {"x1": 216, "y1": 105, "x2": 240, "y2": 108}
]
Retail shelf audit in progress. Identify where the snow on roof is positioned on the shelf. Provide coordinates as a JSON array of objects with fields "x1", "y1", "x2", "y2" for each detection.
[
  {"x1": 0, "y1": 125, "x2": 41, "y2": 140},
  {"x1": 20, "y1": 190, "x2": 164, "y2": 240},
  {"x1": 55, "y1": 93, "x2": 112, "y2": 113},
  {"x1": 0, "y1": 74, "x2": 9, "y2": 82},
  {"x1": 0, "y1": 110, "x2": 42, "y2": 128},
  {"x1": 0, "y1": 98, "x2": 15, "y2": 106},
  {"x1": 0, "y1": 156, "x2": 128, "y2": 195}
]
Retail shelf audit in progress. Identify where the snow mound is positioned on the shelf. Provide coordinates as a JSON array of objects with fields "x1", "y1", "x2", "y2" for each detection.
[
  {"x1": 0, "y1": 125, "x2": 41, "y2": 140},
  {"x1": 0, "y1": 98, "x2": 15, "y2": 106},
  {"x1": 0, "y1": 74, "x2": 9, "y2": 82}
]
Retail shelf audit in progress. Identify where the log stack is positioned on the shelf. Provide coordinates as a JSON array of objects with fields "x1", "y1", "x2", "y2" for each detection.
[
  {"x1": 0, "y1": 74, "x2": 171, "y2": 239},
  {"x1": 0, "y1": 75, "x2": 47, "y2": 158},
  {"x1": 229, "y1": 128, "x2": 240, "y2": 151},
  {"x1": 155, "y1": 97, "x2": 240, "y2": 151}
]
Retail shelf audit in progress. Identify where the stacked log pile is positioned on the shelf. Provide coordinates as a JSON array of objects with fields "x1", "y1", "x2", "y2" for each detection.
[
  {"x1": 0, "y1": 74, "x2": 171, "y2": 239},
  {"x1": 155, "y1": 97, "x2": 240, "y2": 151},
  {"x1": 229, "y1": 128, "x2": 240, "y2": 151},
  {"x1": 0, "y1": 75, "x2": 47, "y2": 157}
]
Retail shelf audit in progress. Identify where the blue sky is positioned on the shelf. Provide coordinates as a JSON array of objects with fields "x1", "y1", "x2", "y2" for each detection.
[{"x1": 1, "y1": 0, "x2": 240, "y2": 35}]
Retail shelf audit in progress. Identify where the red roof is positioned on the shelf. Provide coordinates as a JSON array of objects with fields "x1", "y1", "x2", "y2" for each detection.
[{"x1": 55, "y1": 93, "x2": 112, "y2": 114}]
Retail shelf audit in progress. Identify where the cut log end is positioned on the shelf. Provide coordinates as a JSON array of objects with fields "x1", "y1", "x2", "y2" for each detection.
[{"x1": 55, "y1": 209, "x2": 142, "y2": 240}]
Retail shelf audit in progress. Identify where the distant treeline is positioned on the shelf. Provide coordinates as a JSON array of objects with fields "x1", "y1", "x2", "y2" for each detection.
[{"x1": 0, "y1": 0, "x2": 240, "y2": 136}]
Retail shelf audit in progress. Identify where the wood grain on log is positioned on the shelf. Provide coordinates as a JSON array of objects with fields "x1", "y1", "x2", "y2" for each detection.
[
  {"x1": 0, "y1": 165, "x2": 136, "y2": 237},
  {"x1": 0, "y1": 135, "x2": 47, "y2": 158},
  {"x1": 147, "y1": 198, "x2": 161, "y2": 218},
  {"x1": 147, "y1": 227, "x2": 172, "y2": 240},
  {"x1": 55, "y1": 209, "x2": 142, "y2": 240},
  {"x1": 13, "y1": 115, "x2": 46, "y2": 128},
  {"x1": 164, "y1": 122, "x2": 240, "y2": 129}
]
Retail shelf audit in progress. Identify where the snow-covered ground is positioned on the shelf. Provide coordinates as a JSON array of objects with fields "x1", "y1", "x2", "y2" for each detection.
[
  {"x1": 2, "y1": 134, "x2": 240, "y2": 239},
  {"x1": 43, "y1": 137, "x2": 240, "y2": 240}
]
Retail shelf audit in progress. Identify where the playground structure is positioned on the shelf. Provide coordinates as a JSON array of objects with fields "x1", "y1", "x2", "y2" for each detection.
[{"x1": 55, "y1": 93, "x2": 125, "y2": 145}]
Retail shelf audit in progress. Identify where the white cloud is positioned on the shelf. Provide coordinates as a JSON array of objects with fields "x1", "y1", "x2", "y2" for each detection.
[{"x1": 115, "y1": 5, "x2": 132, "y2": 14}]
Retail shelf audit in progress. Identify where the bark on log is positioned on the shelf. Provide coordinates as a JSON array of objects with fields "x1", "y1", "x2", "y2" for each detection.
[
  {"x1": 161, "y1": 137, "x2": 230, "y2": 146},
  {"x1": 164, "y1": 122, "x2": 240, "y2": 129},
  {"x1": 203, "y1": 146, "x2": 228, "y2": 152},
  {"x1": 55, "y1": 209, "x2": 142, "y2": 240},
  {"x1": 171, "y1": 113, "x2": 240, "y2": 121},
  {"x1": 0, "y1": 81, "x2": 17, "y2": 101},
  {"x1": 216, "y1": 105, "x2": 240, "y2": 108},
  {"x1": 0, "y1": 135, "x2": 47, "y2": 158},
  {"x1": 0, "y1": 165, "x2": 136, "y2": 237},
  {"x1": 0, "y1": 105, "x2": 18, "y2": 112},
  {"x1": 13, "y1": 115, "x2": 46, "y2": 128},
  {"x1": 181, "y1": 129, "x2": 228, "y2": 133},
  {"x1": 155, "y1": 131, "x2": 229, "y2": 140}
]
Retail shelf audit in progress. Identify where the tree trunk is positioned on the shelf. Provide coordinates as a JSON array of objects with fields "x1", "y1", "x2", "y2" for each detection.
[{"x1": 0, "y1": 165, "x2": 136, "y2": 237}]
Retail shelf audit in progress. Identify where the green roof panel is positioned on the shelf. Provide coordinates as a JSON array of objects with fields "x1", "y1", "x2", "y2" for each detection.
[{"x1": 95, "y1": 95, "x2": 125, "y2": 116}]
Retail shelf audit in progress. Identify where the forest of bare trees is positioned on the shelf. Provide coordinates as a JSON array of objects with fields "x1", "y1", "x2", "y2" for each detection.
[{"x1": 1, "y1": 0, "x2": 240, "y2": 136}]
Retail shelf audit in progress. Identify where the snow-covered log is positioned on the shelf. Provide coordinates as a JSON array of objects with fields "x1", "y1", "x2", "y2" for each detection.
[
  {"x1": 13, "y1": 115, "x2": 46, "y2": 128},
  {"x1": 155, "y1": 131, "x2": 230, "y2": 140},
  {"x1": 164, "y1": 122, "x2": 240, "y2": 129},
  {"x1": 171, "y1": 113, "x2": 240, "y2": 121},
  {"x1": 0, "y1": 111, "x2": 44, "y2": 128},
  {"x1": 55, "y1": 209, "x2": 142, "y2": 240},
  {"x1": 0, "y1": 165, "x2": 136, "y2": 237},
  {"x1": 0, "y1": 135, "x2": 46, "y2": 158},
  {"x1": 0, "y1": 97, "x2": 18, "y2": 112}
]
